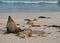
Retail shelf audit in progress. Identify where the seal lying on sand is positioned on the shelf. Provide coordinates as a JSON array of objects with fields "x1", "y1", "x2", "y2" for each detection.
[
  {"x1": 6, "y1": 16, "x2": 21, "y2": 33},
  {"x1": 17, "y1": 29, "x2": 48, "y2": 38},
  {"x1": 26, "y1": 19, "x2": 37, "y2": 25},
  {"x1": 17, "y1": 29, "x2": 32, "y2": 38},
  {"x1": 31, "y1": 30, "x2": 48, "y2": 37}
]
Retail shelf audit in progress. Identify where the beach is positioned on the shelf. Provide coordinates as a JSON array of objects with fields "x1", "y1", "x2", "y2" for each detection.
[{"x1": 0, "y1": 12, "x2": 60, "y2": 43}]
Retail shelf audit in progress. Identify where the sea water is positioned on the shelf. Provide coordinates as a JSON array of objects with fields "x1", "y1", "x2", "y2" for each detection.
[{"x1": 0, "y1": 0, "x2": 60, "y2": 13}]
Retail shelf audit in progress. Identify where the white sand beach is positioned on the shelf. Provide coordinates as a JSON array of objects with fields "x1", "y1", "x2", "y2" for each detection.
[{"x1": 0, "y1": 12, "x2": 60, "y2": 43}]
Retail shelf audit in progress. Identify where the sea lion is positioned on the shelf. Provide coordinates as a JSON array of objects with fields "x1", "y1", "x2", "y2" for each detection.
[
  {"x1": 30, "y1": 30, "x2": 48, "y2": 37},
  {"x1": 26, "y1": 19, "x2": 37, "y2": 25},
  {"x1": 6, "y1": 16, "x2": 20, "y2": 33},
  {"x1": 17, "y1": 29, "x2": 32, "y2": 38},
  {"x1": 17, "y1": 28, "x2": 48, "y2": 38}
]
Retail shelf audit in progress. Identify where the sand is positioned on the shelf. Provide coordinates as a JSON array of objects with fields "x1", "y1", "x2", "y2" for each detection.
[{"x1": 0, "y1": 12, "x2": 60, "y2": 43}]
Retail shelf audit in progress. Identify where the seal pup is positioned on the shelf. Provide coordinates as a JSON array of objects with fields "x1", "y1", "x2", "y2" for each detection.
[
  {"x1": 26, "y1": 19, "x2": 37, "y2": 25},
  {"x1": 30, "y1": 30, "x2": 48, "y2": 37},
  {"x1": 6, "y1": 16, "x2": 21, "y2": 33},
  {"x1": 17, "y1": 29, "x2": 32, "y2": 38},
  {"x1": 31, "y1": 31, "x2": 48, "y2": 37}
]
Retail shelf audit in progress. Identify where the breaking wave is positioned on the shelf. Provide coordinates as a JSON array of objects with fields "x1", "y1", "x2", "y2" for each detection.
[{"x1": 0, "y1": 1, "x2": 60, "y2": 4}]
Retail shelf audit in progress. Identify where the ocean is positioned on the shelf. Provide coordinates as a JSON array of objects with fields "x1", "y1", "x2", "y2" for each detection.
[{"x1": 0, "y1": 0, "x2": 60, "y2": 13}]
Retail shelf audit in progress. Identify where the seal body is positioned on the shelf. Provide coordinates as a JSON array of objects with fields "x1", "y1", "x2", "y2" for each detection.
[
  {"x1": 7, "y1": 16, "x2": 19, "y2": 33},
  {"x1": 31, "y1": 31, "x2": 48, "y2": 37},
  {"x1": 26, "y1": 19, "x2": 37, "y2": 25},
  {"x1": 17, "y1": 29, "x2": 32, "y2": 38}
]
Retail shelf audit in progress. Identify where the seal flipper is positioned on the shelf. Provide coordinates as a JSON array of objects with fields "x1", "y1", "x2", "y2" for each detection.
[
  {"x1": 3, "y1": 29, "x2": 10, "y2": 34},
  {"x1": 17, "y1": 28, "x2": 24, "y2": 32},
  {"x1": 7, "y1": 27, "x2": 11, "y2": 33}
]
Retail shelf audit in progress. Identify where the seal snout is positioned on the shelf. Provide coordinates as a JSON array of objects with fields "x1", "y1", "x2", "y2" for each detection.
[{"x1": 8, "y1": 16, "x2": 13, "y2": 21}]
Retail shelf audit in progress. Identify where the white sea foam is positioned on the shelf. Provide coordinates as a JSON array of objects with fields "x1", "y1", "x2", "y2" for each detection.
[{"x1": 1, "y1": 1, "x2": 59, "y2": 4}]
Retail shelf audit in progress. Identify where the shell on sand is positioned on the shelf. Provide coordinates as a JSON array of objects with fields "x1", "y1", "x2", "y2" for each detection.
[{"x1": 7, "y1": 16, "x2": 19, "y2": 33}]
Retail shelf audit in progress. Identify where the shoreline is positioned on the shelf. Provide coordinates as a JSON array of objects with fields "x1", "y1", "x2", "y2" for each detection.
[{"x1": 0, "y1": 11, "x2": 60, "y2": 13}]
